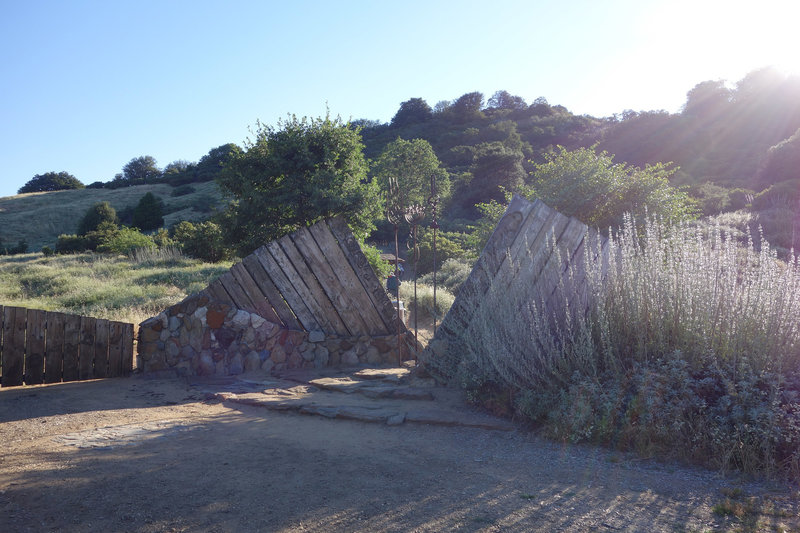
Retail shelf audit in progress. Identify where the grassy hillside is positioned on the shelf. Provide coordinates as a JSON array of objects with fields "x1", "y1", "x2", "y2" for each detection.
[
  {"x1": 0, "y1": 249, "x2": 231, "y2": 325},
  {"x1": 0, "y1": 181, "x2": 225, "y2": 252}
]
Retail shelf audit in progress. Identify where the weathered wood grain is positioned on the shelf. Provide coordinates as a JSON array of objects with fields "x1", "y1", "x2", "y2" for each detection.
[
  {"x1": 107, "y1": 321, "x2": 124, "y2": 378},
  {"x1": 121, "y1": 322, "x2": 134, "y2": 376},
  {"x1": 259, "y1": 243, "x2": 319, "y2": 331},
  {"x1": 230, "y1": 262, "x2": 283, "y2": 324},
  {"x1": 275, "y1": 236, "x2": 349, "y2": 336},
  {"x1": 94, "y1": 318, "x2": 110, "y2": 378},
  {"x1": 308, "y1": 222, "x2": 388, "y2": 335},
  {"x1": 44, "y1": 312, "x2": 65, "y2": 383},
  {"x1": 290, "y1": 226, "x2": 370, "y2": 335},
  {"x1": 62, "y1": 314, "x2": 81, "y2": 382},
  {"x1": 327, "y1": 218, "x2": 400, "y2": 333},
  {"x1": 25, "y1": 308, "x2": 46, "y2": 385},
  {"x1": 241, "y1": 253, "x2": 296, "y2": 328},
  {"x1": 78, "y1": 316, "x2": 97, "y2": 380},
  {"x1": 1, "y1": 307, "x2": 25, "y2": 386}
]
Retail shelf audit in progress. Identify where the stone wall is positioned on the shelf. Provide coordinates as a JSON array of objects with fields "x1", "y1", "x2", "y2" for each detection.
[{"x1": 138, "y1": 292, "x2": 417, "y2": 377}]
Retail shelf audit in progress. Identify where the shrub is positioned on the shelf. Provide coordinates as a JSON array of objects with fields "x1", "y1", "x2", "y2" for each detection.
[
  {"x1": 97, "y1": 226, "x2": 156, "y2": 255},
  {"x1": 399, "y1": 282, "x2": 455, "y2": 322},
  {"x1": 77, "y1": 202, "x2": 118, "y2": 235},
  {"x1": 418, "y1": 257, "x2": 472, "y2": 295},
  {"x1": 454, "y1": 215, "x2": 800, "y2": 480},
  {"x1": 172, "y1": 220, "x2": 231, "y2": 263},
  {"x1": 170, "y1": 185, "x2": 196, "y2": 197},
  {"x1": 131, "y1": 192, "x2": 164, "y2": 231}
]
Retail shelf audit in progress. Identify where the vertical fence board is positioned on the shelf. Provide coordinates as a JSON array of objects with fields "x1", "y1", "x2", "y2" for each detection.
[
  {"x1": 78, "y1": 316, "x2": 96, "y2": 380},
  {"x1": 62, "y1": 314, "x2": 81, "y2": 382},
  {"x1": 121, "y1": 323, "x2": 133, "y2": 376},
  {"x1": 25, "y1": 308, "x2": 46, "y2": 385},
  {"x1": 93, "y1": 319, "x2": 110, "y2": 378},
  {"x1": 108, "y1": 321, "x2": 124, "y2": 377},
  {"x1": 44, "y1": 312, "x2": 65, "y2": 383},
  {"x1": 1, "y1": 307, "x2": 25, "y2": 387},
  {"x1": 0, "y1": 304, "x2": 4, "y2": 383}
]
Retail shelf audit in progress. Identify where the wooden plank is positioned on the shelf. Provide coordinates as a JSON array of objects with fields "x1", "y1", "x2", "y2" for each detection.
[
  {"x1": 218, "y1": 270, "x2": 258, "y2": 312},
  {"x1": 0, "y1": 304, "x2": 3, "y2": 383},
  {"x1": 107, "y1": 321, "x2": 124, "y2": 378},
  {"x1": 308, "y1": 221, "x2": 388, "y2": 335},
  {"x1": 241, "y1": 253, "x2": 296, "y2": 328},
  {"x1": 121, "y1": 322, "x2": 134, "y2": 376},
  {"x1": 79, "y1": 316, "x2": 96, "y2": 380},
  {"x1": 229, "y1": 262, "x2": 283, "y2": 325},
  {"x1": 1, "y1": 307, "x2": 25, "y2": 387},
  {"x1": 62, "y1": 314, "x2": 81, "y2": 382},
  {"x1": 93, "y1": 318, "x2": 110, "y2": 378},
  {"x1": 25, "y1": 308, "x2": 46, "y2": 385},
  {"x1": 44, "y1": 312, "x2": 65, "y2": 384},
  {"x1": 274, "y1": 236, "x2": 349, "y2": 336},
  {"x1": 327, "y1": 218, "x2": 400, "y2": 333},
  {"x1": 531, "y1": 217, "x2": 587, "y2": 308},
  {"x1": 262, "y1": 240, "x2": 325, "y2": 331},
  {"x1": 290, "y1": 226, "x2": 370, "y2": 335},
  {"x1": 440, "y1": 196, "x2": 536, "y2": 334},
  {"x1": 205, "y1": 280, "x2": 234, "y2": 305}
]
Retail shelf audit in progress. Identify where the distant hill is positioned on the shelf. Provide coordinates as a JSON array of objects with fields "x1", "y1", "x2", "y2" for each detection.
[{"x1": 0, "y1": 181, "x2": 224, "y2": 251}]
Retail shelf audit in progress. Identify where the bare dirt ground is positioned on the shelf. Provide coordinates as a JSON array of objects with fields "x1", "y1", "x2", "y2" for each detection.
[{"x1": 1, "y1": 371, "x2": 799, "y2": 533}]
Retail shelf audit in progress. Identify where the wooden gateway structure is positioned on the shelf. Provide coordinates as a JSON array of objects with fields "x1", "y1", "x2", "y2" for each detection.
[
  {"x1": 200, "y1": 217, "x2": 401, "y2": 337},
  {"x1": 421, "y1": 196, "x2": 608, "y2": 382}
]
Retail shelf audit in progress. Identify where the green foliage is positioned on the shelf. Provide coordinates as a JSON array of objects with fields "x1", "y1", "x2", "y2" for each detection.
[
  {"x1": 172, "y1": 220, "x2": 231, "y2": 263},
  {"x1": 398, "y1": 281, "x2": 455, "y2": 322},
  {"x1": 415, "y1": 228, "x2": 473, "y2": 275},
  {"x1": 218, "y1": 114, "x2": 382, "y2": 256},
  {"x1": 371, "y1": 137, "x2": 450, "y2": 208},
  {"x1": 391, "y1": 98, "x2": 433, "y2": 127},
  {"x1": 170, "y1": 185, "x2": 196, "y2": 197},
  {"x1": 18, "y1": 171, "x2": 84, "y2": 194},
  {"x1": 119, "y1": 155, "x2": 161, "y2": 185},
  {"x1": 417, "y1": 257, "x2": 472, "y2": 295},
  {"x1": 360, "y1": 241, "x2": 392, "y2": 279},
  {"x1": 525, "y1": 146, "x2": 697, "y2": 229},
  {"x1": 55, "y1": 234, "x2": 94, "y2": 254},
  {"x1": 78, "y1": 201, "x2": 119, "y2": 235},
  {"x1": 0, "y1": 239, "x2": 28, "y2": 255},
  {"x1": 131, "y1": 192, "x2": 165, "y2": 231},
  {"x1": 451, "y1": 216, "x2": 800, "y2": 480},
  {"x1": 96, "y1": 226, "x2": 156, "y2": 255},
  {"x1": 759, "y1": 128, "x2": 800, "y2": 186}
]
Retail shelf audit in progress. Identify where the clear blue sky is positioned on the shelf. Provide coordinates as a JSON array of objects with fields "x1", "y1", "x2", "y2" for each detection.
[{"x1": 1, "y1": 0, "x2": 797, "y2": 198}]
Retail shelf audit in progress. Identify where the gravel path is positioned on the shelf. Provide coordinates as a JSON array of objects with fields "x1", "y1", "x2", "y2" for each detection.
[{"x1": 1, "y1": 374, "x2": 797, "y2": 532}]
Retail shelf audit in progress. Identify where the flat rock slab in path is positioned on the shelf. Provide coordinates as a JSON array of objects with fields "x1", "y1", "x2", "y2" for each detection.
[{"x1": 189, "y1": 368, "x2": 514, "y2": 431}]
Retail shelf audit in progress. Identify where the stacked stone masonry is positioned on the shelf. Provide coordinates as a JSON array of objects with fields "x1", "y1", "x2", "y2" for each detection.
[{"x1": 138, "y1": 293, "x2": 416, "y2": 377}]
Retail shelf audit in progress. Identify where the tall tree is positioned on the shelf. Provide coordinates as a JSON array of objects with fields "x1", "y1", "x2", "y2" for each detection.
[
  {"x1": 218, "y1": 114, "x2": 382, "y2": 255},
  {"x1": 372, "y1": 138, "x2": 450, "y2": 208},
  {"x1": 18, "y1": 171, "x2": 84, "y2": 194},
  {"x1": 77, "y1": 202, "x2": 119, "y2": 235},
  {"x1": 131, "y1": 192, "x2": 165, "y2": 231},
  {"x1": 486, "y1": 90, "x2": 527, "y2": 111},
  {"x1": 122, "y1": 156, "x2": 161, "y2": 185},
  {"x1": 391, "y1": 98, "x2": 433, "y2": 127}
]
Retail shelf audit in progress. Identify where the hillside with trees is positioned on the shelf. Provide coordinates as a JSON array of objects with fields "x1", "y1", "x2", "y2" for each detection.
[{"x1": 3, "y1": 66, "x2": 800, "y2": 258}]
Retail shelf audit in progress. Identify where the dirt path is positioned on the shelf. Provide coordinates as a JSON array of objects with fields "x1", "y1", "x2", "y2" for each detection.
[{"x1": 1, "y1": 374, "x2": 798, "y2": 532}]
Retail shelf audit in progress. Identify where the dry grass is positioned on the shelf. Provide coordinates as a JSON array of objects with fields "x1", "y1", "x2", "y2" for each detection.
[{"x1": 0, "y1": 181, "x2": 224, "y2": 251}]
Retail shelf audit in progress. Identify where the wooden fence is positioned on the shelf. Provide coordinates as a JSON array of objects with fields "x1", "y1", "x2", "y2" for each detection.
[
  {"x1": 0, "y1": 305, "x2": 134, "y2": 387},
  {"x1": 201, "y1": 217, "x2": 400, "y2": 337}
]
